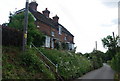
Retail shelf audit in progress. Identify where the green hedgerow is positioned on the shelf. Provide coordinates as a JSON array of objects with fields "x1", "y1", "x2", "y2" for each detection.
[{"x1": 111, "y1": 52, "x2": 120, "y2": 72}]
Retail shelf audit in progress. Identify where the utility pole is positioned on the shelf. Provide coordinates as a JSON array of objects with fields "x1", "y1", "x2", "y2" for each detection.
[
  {"x1": 112, "y1": 32, "x2": 115, "y2": 41},
  {"x1": 112, "y1": 32, "x2": 117, "y2": 56},
  {"x1": 95, "y1": 41, "x2": 97, "y2": 51},
  {"x1": 112, "y1": 32, "x2": 115, "y2": 48},
  {"x1": 23, "y1": 0, "x2": 29, "y2": 51}
]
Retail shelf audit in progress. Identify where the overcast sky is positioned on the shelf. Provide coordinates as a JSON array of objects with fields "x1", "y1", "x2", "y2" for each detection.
[{"x1": 0, "y1": 0, "x2": 119, "y2": 53}]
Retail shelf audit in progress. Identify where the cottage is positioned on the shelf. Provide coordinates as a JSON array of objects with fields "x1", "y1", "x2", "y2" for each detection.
[{"x1": 16, "y1": 1, "x2": 75, "y2": 50}]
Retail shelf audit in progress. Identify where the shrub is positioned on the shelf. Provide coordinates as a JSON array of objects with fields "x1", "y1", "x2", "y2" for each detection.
[
  {"x1": 111, "y1": 52, "x2": 120, "y2": 80},
  {"x1": 54, "y1": 42, "x2": 60, "y2": 50},
  {"x1": 87, "y1": 50, "x2": 103, "y2": 69},
  {"x1": 20, "y1": 48, "x2": 55, "y2": 79},
  {"x1": 2, "y1": 46, "x2": 55, "y2": 79},
  {"x1": 61, "y1": 42, "x2": 68, "y2": 50},
  {"x1": 39, "y1": 48, "x2": 93, "y2": 79},
  {"x1": 91, "y1": 56, "x2": 102, "y2": 69},
  {"x1": 111, "y1": 52, "x2": 120, "y2": 72}
]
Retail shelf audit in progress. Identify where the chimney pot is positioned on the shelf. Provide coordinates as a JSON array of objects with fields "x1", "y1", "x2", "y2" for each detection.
[
  {"x1": 29, "y1": 2, "x2": 38, "y2": 11},
  {"x1": 53, "y1": 15, "x2": 59, "y2": 22},
  {"x1": 42, "y1": 8, "x2": 50, "y2": 18}
]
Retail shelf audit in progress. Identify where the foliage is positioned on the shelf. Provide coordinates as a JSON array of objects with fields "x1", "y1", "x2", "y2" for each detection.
[
  {"x1": 90, "y1": 51, "x2": 103, "y2": 68},
  {"x1": 8, "y1": 12, "x2": 45, "y2": 46},
  {"x1": 111, "y1": 52, "x2": 120, "y2": 72},
  {"x1": 2, "y1": 46, "x2": 55, "y2": 79},
  {"x1": 39, "y1": 47, "x2": 93, "y2": 80},
  {"x1": 83, "y1": 50, "x2": 103, "y2": 69},
  {"x1": 61, "y1": 42, "x2": 68, "y2": 50},
  {"x1": 28, "y1": 28, "x2": 45, "y2": 46},
  {"x1": 102, "y1": 35, "x2": 120, "y2": 61},
  {"x1": 111, "y1": 52, "x2": 120, "y2": 80},
  {"x1": 102, "y1": 35, "x2": 120, "y2": 80},
  {"x1": 54, "y1": 42, "x2": 60, "y2": 50},
  {"x1": 20, "y1": 48, "x2": 55, "y2": 79},
  {"x1": 114, "y1": 73, "x2": 120, "y2": 81},
  {"x1": 102, "y1": 35, "x2": 119, "y2": 50}
]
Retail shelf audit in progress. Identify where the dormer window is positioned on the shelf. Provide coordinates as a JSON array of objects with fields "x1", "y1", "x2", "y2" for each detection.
[{"x1": 59, "y1": 25, "x2": 62, "y2": 35}]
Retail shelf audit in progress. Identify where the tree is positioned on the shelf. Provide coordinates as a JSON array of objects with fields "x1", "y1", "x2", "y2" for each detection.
[
  {"x1": 8, "y1": 12, "x2": 45, "y2": 46},
  {"x1": 102, "y1": 35, "x2": 119, "y2": 50},
  {"x1": 102, "y1": 35, "x2": 119, "y2": 59}
]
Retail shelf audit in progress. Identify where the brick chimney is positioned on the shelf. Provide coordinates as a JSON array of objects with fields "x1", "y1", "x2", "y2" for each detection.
[
  {"x1": 53, "y1": 15, "x2": 59, "y2": 22},
  {"x1": 29, "y1": 1, "x2": 38, "y2": 11},
  {"x1": 42, "y1": 8, "x2": 50, "y2": 18}
]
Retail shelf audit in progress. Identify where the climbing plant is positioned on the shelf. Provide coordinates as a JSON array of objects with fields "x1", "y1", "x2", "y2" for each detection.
[{"x1": 8, "y1": 12, "x2": 45, "y2": 46}]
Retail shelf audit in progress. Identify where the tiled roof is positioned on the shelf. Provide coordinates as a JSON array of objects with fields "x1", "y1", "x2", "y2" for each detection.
[
  {"x1": 14, "y1": 8, "x2": 74, "y2": 37},
  {"x1": 29, "y1": 9, "x2": 74, "y2": 37}
]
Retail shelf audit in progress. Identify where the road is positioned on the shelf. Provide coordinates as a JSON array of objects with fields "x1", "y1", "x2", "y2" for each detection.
[{"x1": 74, "y1": 63, "x2": 115, "y2": 81}]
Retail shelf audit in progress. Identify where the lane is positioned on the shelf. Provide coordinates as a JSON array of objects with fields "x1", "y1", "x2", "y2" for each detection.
[{"x1": 74, "y1": 63, "x2": 115, "y2": 81}]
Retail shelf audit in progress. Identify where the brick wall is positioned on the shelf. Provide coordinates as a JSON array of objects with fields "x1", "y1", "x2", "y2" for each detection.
[
  {"x1": 36, "y1": 21, "x2": 74, "y2": 44},
  {"x1": 36, "y1": 22, "x2": 51, "y2": 36}
]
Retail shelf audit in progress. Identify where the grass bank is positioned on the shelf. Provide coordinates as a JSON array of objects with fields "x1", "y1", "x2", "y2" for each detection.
[
  {"x1": 3, "y1": 46, "x2": 101, "y2": 80},
  {"x1": 39, "y1": 48, "x2": 93, "y2": 80},
  {"x1": 2, "y1": 46, "x2": 55, "y2": 80}
]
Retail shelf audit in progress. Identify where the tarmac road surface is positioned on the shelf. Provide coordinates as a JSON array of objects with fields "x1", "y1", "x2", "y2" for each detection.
[{"x1": 74, "y1": 63, "x2": 115, "y2": 81}]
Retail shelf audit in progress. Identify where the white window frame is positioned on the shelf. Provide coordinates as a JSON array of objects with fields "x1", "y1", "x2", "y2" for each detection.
[
  {"x1": 37, "y1": 25, "x2": 40, "y2": 28},
  {"x1": 59, "y1": 25, "x2": 62, "y2": 35},
  {"x1": 64, "y1": 37, "x2": 67, "y2": 40},
  {"x1": 71, "y1": 44, "x2": 74, "y2": 50},
  {"x1": 68, "y1": 43, "x2": 74, "y2": 50},
  {"x1": 51, "y1": 31, "x2": 55, "y2": 37},
  {"x1": 45, "y1": 36, "x2": 50, "y2": 48}
]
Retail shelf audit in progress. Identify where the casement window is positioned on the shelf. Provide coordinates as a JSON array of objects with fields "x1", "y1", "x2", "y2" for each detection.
[
  {"x1": 64, "y1": 37, "x2": 67, "y2": 40},
  {"x1": 59, "y1": 26, "x2": 62, "y2": 35},
  {"x1": 69, "y1": 43, "x2": 72, "y2": 50},
  {"x1": 45, "y1": 36, "x2": 50, "y2": 48},
  {"x1": 37, "y1": 25, "x2": 40, "y2": 28},
  {"x1": 51, "y1": 31, "x2": 55, "y2": 36},
  {"x1": 71, "y1": 44, "x2": 74, "y2": 50},
  {"x1": 68, "y1": 43, "x2": 74, "y2": 50}
]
